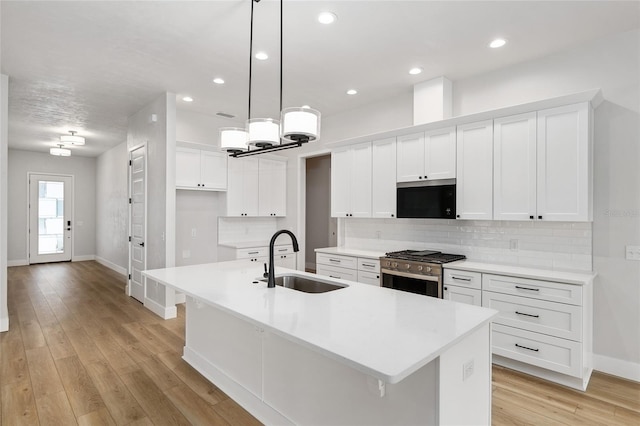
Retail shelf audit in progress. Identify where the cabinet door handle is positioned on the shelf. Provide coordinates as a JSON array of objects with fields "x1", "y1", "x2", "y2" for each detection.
[
  {"x1": 515, "y1": 285, "x2": 540, "y2": 292},
  {"x1": 538, "y1": 215, "x2": 543, "y2": 220},
  {"x1": 515, "y1": 343, "x2": 539, "y2": 352},
  {"x1": 451, "y1": 276, "x2": 471, "y2": 282},
  {"x1": 362, "y1": 263, "x2": 376, "y2": 267},
  {"x1": 515, "y1": 311, "x2": 540, "y2": 318},
  {"x1": 529, "y1": 215, "x2": 534, "y2": 219}
]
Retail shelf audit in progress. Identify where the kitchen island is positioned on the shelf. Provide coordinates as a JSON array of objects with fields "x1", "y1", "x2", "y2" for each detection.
[{"x1": 143, "y1": 260, "x2": 497, "y2": 425}]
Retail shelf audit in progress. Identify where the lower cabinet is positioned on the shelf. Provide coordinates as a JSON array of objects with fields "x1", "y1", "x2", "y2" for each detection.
[
  {"x1": 219, "y1": 245, "x2": 297, "y2": 270},
  {"x1": 316, "y1": 252, "x2": 380, "y2": 286},
  {"x1": 444, "y1": 266, "x2": 593, "y2": 391}
]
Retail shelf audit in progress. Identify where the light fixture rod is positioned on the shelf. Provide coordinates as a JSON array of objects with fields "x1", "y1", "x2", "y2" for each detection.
[
  {"x1": 280, "y1": 0, "x2": 283, "y2": 113},
  {"x1": 231, "y1": 140, "x2": 303, "y2": 158},
  {"x1": 248, "y1": 0, "x2": 257, "y2": 121}
]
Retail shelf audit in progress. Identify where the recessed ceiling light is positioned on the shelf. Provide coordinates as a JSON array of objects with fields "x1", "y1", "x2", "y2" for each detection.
[
  {"x1": 213, "y1": 78, "x2": 225, "y2": 84},
  {"x1": 318, "y1": 12, "x2": 337, "y2": 25},
  {"x1": 346, "y1": 89, "x2": 357, "y2": 95},
  {"x1": 182, "y1": 96, "x2": 194, "y2": 102},
  {"x1": 255, "y1": 51, "x2": 268, "y2": 60},
  {"x1": 489, "y1": 38, "x2": 507, "y2": 48},
  {"x1": 409, "y1": 67, "x2": 423, "y2": 75}
]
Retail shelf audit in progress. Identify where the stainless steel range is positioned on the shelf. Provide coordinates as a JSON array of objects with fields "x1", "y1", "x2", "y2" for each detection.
[{"x1": 380, "y1": 250, "x2": 466, "y2": 298}]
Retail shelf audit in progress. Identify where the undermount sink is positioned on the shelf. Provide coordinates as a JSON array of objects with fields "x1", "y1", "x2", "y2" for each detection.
[{"x1": 259, "y1": 274, "x2": 347, "y2": 293}]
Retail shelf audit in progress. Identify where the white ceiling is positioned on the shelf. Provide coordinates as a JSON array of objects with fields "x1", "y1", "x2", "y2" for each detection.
[{"x1": 2, "y1": 1, "x2": 638, "y2": 157}]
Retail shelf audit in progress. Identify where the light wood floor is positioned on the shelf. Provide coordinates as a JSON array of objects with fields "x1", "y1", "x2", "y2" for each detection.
[{"x1": 1, "y1": 261, "x2": 639, "y2": 425}]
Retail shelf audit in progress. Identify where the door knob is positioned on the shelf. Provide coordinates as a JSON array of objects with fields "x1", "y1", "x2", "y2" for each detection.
[{"x1": 139, "y1": 242, "x2": 145, "y2": 247}]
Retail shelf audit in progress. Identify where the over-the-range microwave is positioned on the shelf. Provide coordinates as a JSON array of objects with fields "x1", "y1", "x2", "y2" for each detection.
[{"x1": 396, "y1": 179, "x2": 456, "y2": 219}]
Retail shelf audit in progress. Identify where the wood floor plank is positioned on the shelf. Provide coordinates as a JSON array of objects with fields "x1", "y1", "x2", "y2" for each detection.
[
  {"x1": 41, "y1": 323, "x2": 76, "y2": 360},
  {"x1": 121, "y1": 322, "x2": 173, "y2": 355},
  {"x1": 34, "y1": 390, "x2": 77, "y2": 426},
  {"x1": 76, "y1": 408, "x2": 116, "y2": 426},
  {"x1": 213, "y1": 398, "x2": 262, "y2": 426},
  {"x1": 0, "y1": 327, "x2": 30, "y2": 386},
  {"x1": 64, "y1": 326, "x2": 108, "y2": 366},
  {"x1": 165, "y1": 384, "x2": 230, "y2": 426},
  {"x1": 25, "y1": 346, "x2": 65, "y2": 398},
  {"x1": 1, "y1": 379, "x2": 39, "y2": 425},
  {"x1": 55, "y1": 355, "x2": 107, "y2": 417}
]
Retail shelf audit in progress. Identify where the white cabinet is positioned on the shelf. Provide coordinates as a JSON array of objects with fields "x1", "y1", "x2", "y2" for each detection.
[
  {"x1": 176, "y1": 147, "x2": 227, "y2": 191},
  {"x1": 331, "y1": 142, "x2": 372, "y2": 218},
  {"x1": 443, "y1": 269, "x2": 482, "y2": 306},
  {"x1": 372, "y1": 138, "x2": 397, "y2": 218},
  {"x1": 218, "y1": 245, "x2": 296, "y2": 270},
  {"x1": 258, "y1": 158, "x2": 287, "y2": 217},
  {"x1": 536, "y1": 103, "x2": 591, "y2": 221},
  {"x1": 316, "y1": 252, "x2": 380, "y2": 286},
  {"x1": 396, "y1": 128, "x2": 456, "y2": 183},
  {"x1": 456, "y1": 120, "x2": 494, "y2": 220},
  {"x1": 227, "y1": 157, "x2": 287, "y2": 217},
  {"x1": 493, "y1": 113, "x2": 537, "y2": 220}
]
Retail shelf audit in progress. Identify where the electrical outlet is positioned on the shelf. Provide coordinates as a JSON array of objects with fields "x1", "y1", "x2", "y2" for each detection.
[
  {"x1": 191, "y1": 228, "x2": 197, "y2": 238},
  {"x1": 625, "y1": 245, "x2": 640, "y2": 261},
  {"x1": 463, "y1": 359, "x2": 474, "y2": 381},
  {"x1": 510, "y1": 239, "x2": 519, "y2": 251},
  {"x1": 183, "y1": 250, "x2": 191, "y2": 259}
]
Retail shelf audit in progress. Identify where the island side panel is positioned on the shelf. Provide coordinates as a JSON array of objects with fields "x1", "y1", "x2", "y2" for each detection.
[
  {"x1": 262, "y1": 332, "x2": 438, "y2": 426},
  {"x1": 438, "y1": 322, "x2": 492, "y2": 425}
]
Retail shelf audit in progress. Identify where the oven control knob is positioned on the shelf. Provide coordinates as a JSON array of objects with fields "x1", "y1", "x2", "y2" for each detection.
[
  {"x1": 392, "y1": 262, "x2": 398, "y2": 268},
  {"x1": 384, "y1": 261, "x2": 390, "y2": 267},
  {"x1": 405, "y1": 264, "x2": 411, "y2": 270},
  {"x1": 426, "y1": 266, "x2": 432, "y2": 273},
  {"x1": 417, "y1": 265, "x2": 423, "y2": 271}
]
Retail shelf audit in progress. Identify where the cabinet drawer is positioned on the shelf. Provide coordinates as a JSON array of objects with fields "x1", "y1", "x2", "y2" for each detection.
[
  {"x1": 443, "y1": 285, "x2": 482, "y2": 306},
  {"x1": 358, "y1": 270, "x2": 380, "y2": 286},
  {"x1": 443, "y1": 269, "x2": 482, "y2": 290},
  {"x1": 492, "y1": 324, "x2": 582, "y2": 378},
  {"x1": 316, "y1": 265, "x2": 358, "y2": 282},
  {"x1": 358, "y1": 258, "x2": 380, "y2": 272},
  {"x1": 272, "y1": 245, "x2": 294, "y2": 255},
  {"x1": 483, "y1": 292, "x2": 582, "y2": 341},
  {"x1": 316, "y1": 253, "x2": 358, "y2": 270},
  {"x1": 237, "y1": 247, "x2": 268, "y2": 259},
  {"x1": 483, "y1": 274, "x2": 582, "y2": 305}
]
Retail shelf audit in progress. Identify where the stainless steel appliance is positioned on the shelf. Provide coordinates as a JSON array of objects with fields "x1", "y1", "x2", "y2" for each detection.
[{"x1": 380, "y1": 250, "x2": 466, "y2": 298}]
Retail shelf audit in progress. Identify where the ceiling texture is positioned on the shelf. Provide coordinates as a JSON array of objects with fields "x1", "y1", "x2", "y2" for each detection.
[{"x1": 1, "y1": 1, "x2": 639, "y2": 157}]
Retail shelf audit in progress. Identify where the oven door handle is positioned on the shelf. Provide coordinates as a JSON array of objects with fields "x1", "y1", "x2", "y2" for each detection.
[{"x1": 380, "y1": 269, "x2": 440, "y2": 282}]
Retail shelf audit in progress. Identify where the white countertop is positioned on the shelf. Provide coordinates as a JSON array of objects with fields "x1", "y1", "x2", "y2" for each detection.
[
  {"x1": 219, "y1": 241, "x2": 290, "y2": 249},
  {"x1": 314, "y1": 246, "x2": 386, "y2": 260},
  {"x1": 143, "y1": 260, "x2": 497, "y2": 384},
  {"x1": 444, "y1": 260, "x2": 596, "y2": 285}
]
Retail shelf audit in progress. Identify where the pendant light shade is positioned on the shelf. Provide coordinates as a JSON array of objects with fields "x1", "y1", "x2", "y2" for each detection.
[
  {"x1": 50, "y1": 145, "x2": 71, "y2": 156},
  {"x1": 60, "y1": 130, "x2": 85, "y2": 145},
  {"x1": 281, "y1": 107, "x2": 321, "y2": 143},
  {"x1": 247, "y1": 118, "x2": 280, "y2": 147},
  {"x1": 220, "y1": 127, "x2": 248, "y2": 152}
]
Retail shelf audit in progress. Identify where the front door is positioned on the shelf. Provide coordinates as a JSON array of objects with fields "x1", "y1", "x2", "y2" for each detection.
[
  {"x1": 28, "y1": 174, "x2": 73, "y2": 264},
  {"x1": 128, "y1": 146, "x2": 146, "y2": 302}
]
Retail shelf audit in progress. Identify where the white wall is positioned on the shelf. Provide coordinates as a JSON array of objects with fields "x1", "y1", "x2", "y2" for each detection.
[
  {"x1": 95, "y1": 142, "x2": 128, "y2": 274},
  {"x1": 7, "y1": 149, "x2": 97, "y2": 263},
  {"x1": 1, "y1": 74, "x2": 9, "y2": 332},
  {"x1": 177, "y1": 109, "x2": 241, "y2": 145},
  {"x1": 127, "y1": 93, "x2": 176, "y2": 270}
]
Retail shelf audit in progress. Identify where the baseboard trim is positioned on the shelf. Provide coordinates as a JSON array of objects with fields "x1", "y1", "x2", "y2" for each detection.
[
  {"x1": 95, "y1": 256, "x2": 127, "y2": 276},
  {"x1": 144, "y1": 297, "x2": 177, "y2": 320},
  {"x1": 7, "y1": 259, "x2": 28, "y2": 267},
  {"x1": 0, "y1": 315, "x2": 8, "y2": 332},
  {"x1": 594, "y1": 354, "x2": 640, "y2": 383},
  {"x1": 72, "y1": 255, "x2": 95, "y2": 262}
]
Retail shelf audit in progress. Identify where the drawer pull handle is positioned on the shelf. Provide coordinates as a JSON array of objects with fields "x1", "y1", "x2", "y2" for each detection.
[
  {"x1": 451, "y1": 276, "x2": 471, "y2": 282},
  {"x1": 515, "y1": 285, "x2": 539, "y2": 292},
  {"x1": 362, "y1": 263, "x2": 376, "y2": 267},
  {"x1": 248, "y1": 251, "x2": 259, "y2": 255},
  {"x1": 329, "y1": 275, "x2": 340, "y2": 279},
  {"x1": 515, "y1": 311, "x2": 540, "y2": 318},
  {"x1": 278, "y1": 248, "x2": 287, "y2": 252},
  {"x1": 515, "y1": 343, "x2": 539, "y2": 352},
  {"x1": 329, "y1": 259, "x2": 341, "y2": 263}
]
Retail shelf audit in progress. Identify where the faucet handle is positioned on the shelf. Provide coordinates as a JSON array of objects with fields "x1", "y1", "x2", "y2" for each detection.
[{"x1": 263, "y1": 263, "x2": 269, "y2": 278}]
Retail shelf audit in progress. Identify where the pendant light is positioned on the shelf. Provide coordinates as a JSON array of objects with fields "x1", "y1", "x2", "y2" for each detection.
[
  {"x1": 60, "y1": 130, "x2": 85, "y2": 145},
  {"x1": 229, "y1": 0, "x2": 321, "y2": 158},
  {"x1": 220, "y1": 127, "x2": 248, "y2": 153},
  {"x1": 50, "y1": 144, "x2": 71, "y2": 156}
]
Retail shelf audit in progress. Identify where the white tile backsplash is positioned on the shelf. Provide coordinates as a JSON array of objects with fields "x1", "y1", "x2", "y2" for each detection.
[
  {"x1": 342, "y1": 218, "x2": 593, "y2": 272},
  {"x1": 218, "y1": 217, "x2": 278, "y2": 244}
]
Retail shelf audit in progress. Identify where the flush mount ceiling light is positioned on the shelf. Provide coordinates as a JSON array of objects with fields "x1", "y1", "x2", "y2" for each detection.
[
  {"x1": 213, "y1": 77, "x2": 225, "y2": 84},
  {"x1": 60, "y1": 130, "x2": 85, "y2": 146},
  {"x1": 318, "y1": 12, "x2": 337, "y2": 24},
  {"x1": 255, "y1": 51, "x2": 269, "y2": 60},
  {"x1": 50, "y1": 144, "x2": 71, "y2": 157},
  {"x1": 182, "y1": 96, "x2": 194, "y2": 102},
  {"x1": 489, "y1": 38, "x2": 507, "y2": 48},
  {"x1": 222, "y1": 0, "x2": 321, "y2": 157},
  {"x1": 346, "y1": 89, "x2": 358, "y2": 95},
  {"x1": 409, "y1": 67, "x2": 423, "y2": 75}
]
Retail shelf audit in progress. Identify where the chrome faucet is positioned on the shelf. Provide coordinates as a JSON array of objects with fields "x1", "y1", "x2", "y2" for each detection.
[{"x1": 268, "y1": 230, "x2": 300, "y2": 288}]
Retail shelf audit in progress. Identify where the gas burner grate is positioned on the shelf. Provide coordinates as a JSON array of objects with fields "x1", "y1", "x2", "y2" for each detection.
[{"x1": 384, "y1": 250, "x2": 466, "y2": 264}]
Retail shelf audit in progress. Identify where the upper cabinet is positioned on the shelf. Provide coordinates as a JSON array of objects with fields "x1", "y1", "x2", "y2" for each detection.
[
  {"x1": 456, "y1": 120, "x2": 494, "y2": 220},
  {"x1": 493, "y1": 103, "x2": 592, "y2": 222},
  {"x1": 372, "y1": 138, "x2": 397, "y2": 218},
  {"x1": 396, "y1": 127, "x2": 456, "y2": 183},
  {"x1": 331, "y1": 142, "x2": 372, "y2": 218},
  {"x1": 176, "y1": 146, "x2": 227, "y2": 191},
  {"x1": 227, "y1": 156, "x2": 287, "y2": 217},
  {"x1": 536, "y1": 103, "x2": 591, "y2": 221}
]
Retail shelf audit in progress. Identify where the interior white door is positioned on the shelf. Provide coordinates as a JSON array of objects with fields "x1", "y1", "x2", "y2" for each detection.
[
  {"x1": 28, "y1": 174, "x2": 73, "y2": 264},
  {"x1": 129, "y1": 146, "x2": 146, "y2": 302}
]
